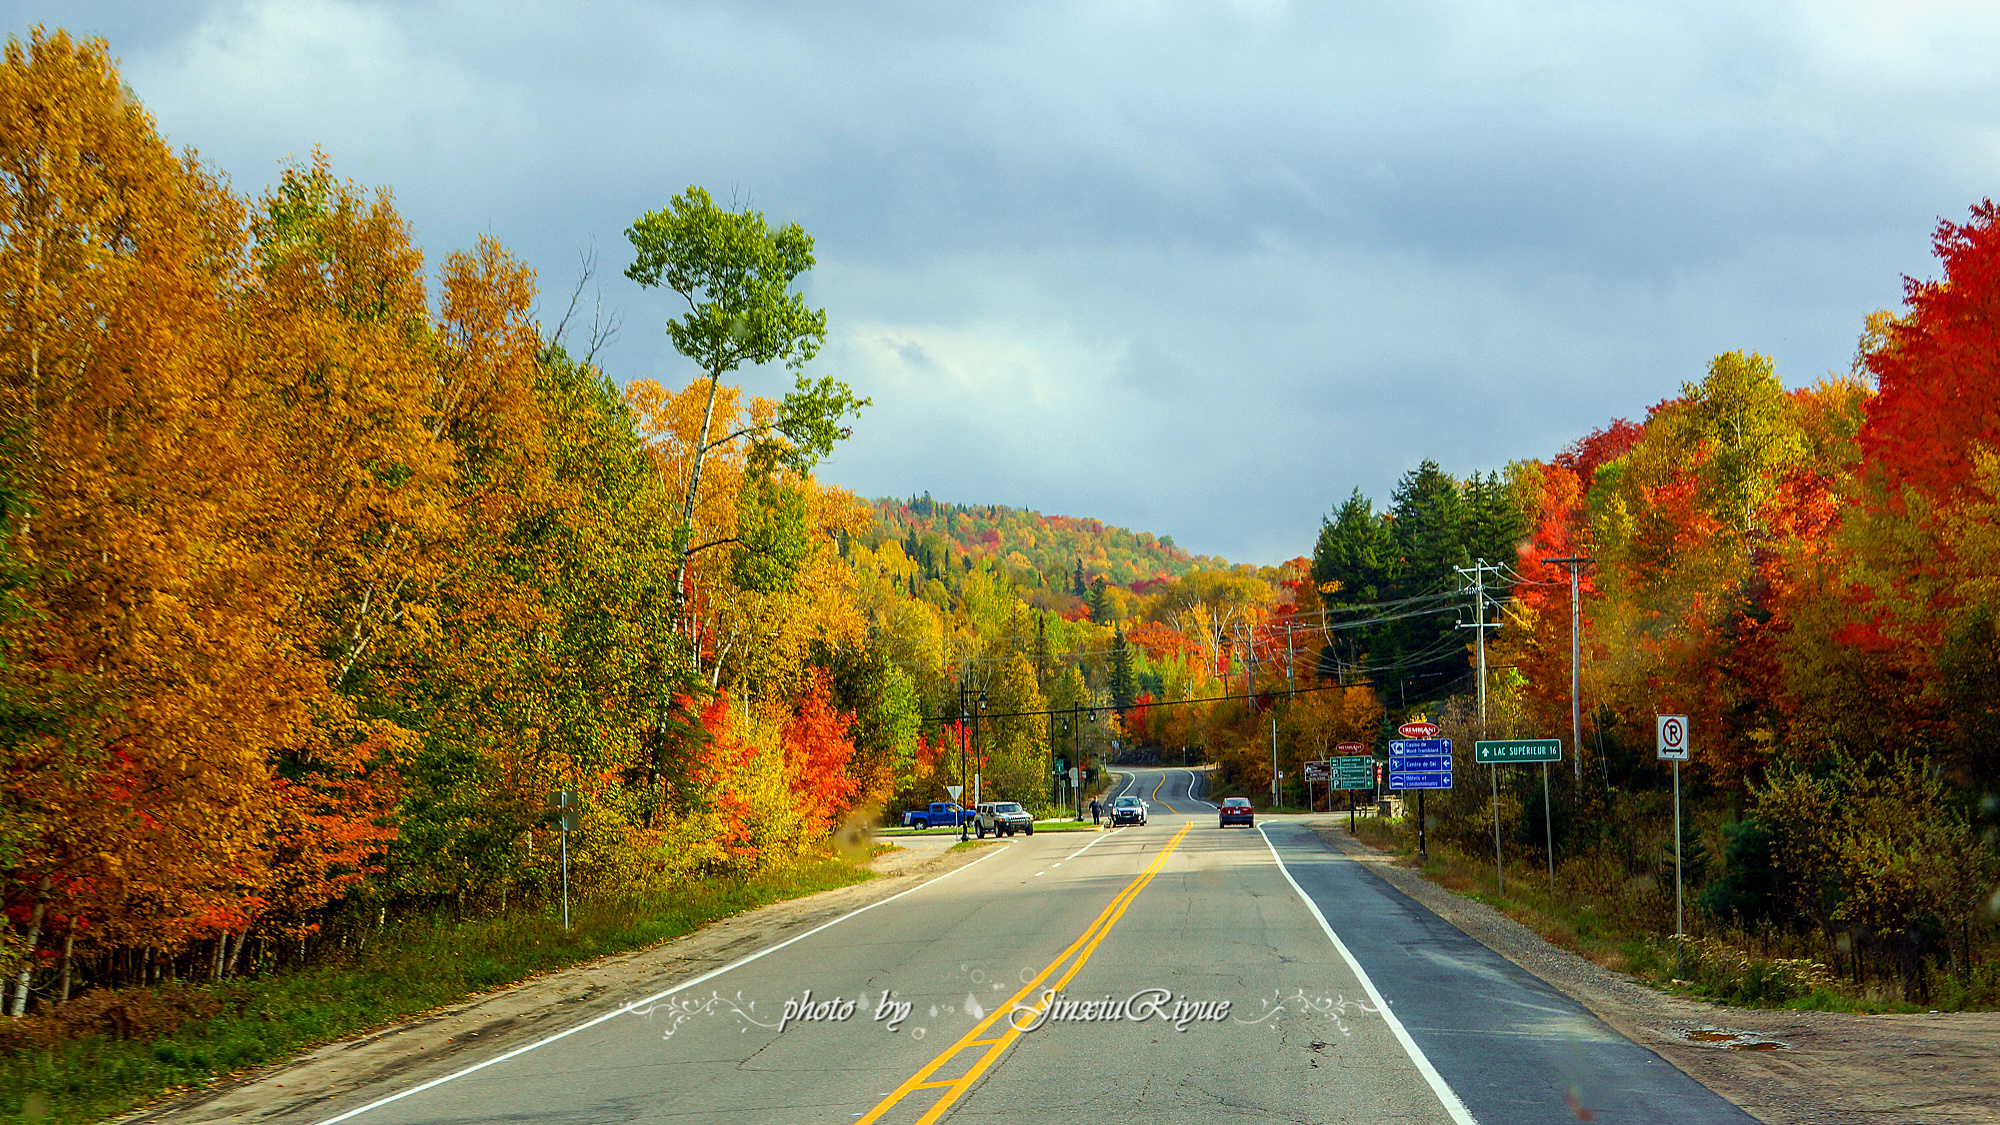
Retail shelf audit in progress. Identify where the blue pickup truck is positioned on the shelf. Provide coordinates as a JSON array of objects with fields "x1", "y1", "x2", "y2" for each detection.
[{"x1": 902, "y1": 801, "x2": 973, "y2": 830}]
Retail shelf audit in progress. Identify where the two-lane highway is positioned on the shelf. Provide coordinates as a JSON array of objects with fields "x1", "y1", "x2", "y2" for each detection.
[
  {"x1": 1107, "y1": 765, "x2": 1212, "y2": 815},
  {"x1": 271, "y1": 768, "x2": 1754, "y2": 1124}
]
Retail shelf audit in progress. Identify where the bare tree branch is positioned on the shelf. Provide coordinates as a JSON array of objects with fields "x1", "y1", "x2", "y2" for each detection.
[{"x1": 548, "y1": 239, "x2": 622, "y2": 368}]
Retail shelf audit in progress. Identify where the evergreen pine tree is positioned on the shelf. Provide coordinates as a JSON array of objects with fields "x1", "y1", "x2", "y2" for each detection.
[
  {"x1": 1088, "y1": 576, "x2": 1112, "y2": 623},
  {"x1": 1110, "y1": 626, "x2": 1137, "y2": 711}
]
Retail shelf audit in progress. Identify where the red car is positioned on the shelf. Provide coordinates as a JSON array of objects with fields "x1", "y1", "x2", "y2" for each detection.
[{"x1": 1219, "y1": 797, "x2": 1254, "y2": 828}]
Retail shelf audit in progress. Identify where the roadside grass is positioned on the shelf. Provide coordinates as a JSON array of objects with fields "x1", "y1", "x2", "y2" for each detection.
[
  {"x1": 1327, "y1": 818, "x2": 1957, "y2": 1014},
  {"x1": 0, "y1": 856, "x2": 875, "y2": 1125}
]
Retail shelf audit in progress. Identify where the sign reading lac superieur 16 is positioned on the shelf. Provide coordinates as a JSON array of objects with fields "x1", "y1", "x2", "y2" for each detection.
[{"x1": 1474, "y1": 739, "x2": 1562, "y2": 764}]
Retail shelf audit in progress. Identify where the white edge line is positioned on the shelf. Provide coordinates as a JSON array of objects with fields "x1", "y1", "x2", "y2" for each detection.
[
  {"x1": 312, "y1": 844, "x2": 1013, "y2": 1125},
  {"x1": 1257, "y1": 826, "x2": 1478, "y2": 1125},
  {"x1": 1180, "y1": 768, "x2": 1217, "y2": 810}
]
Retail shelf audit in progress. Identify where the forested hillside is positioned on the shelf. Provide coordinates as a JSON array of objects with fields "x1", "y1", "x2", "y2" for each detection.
[{"x1": 865, "y1": 496, "x2": 1227, "y2": 621}]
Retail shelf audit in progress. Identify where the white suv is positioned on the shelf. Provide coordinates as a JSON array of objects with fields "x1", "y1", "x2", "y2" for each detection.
[{"x1": 974, "y1": 802, "x2": 1035, "y2": 837}]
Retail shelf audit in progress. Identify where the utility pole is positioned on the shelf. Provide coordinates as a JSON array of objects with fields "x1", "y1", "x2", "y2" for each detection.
[
  {"x1": 1457, "y1": 559, "x2": 1504, "y2": 894},
  {"x1": 1543, "y1": 557, "x2": 1594, "y2": 782},
  {"x1": 1242, "y1": 624, "x2": 1255, "y2": 709},
  {"x1": 1286, "y1": 625, "x2": 1296, "y2": 698},
  {"x1": 957, "y1": 681, "x2": 969, "y2": 841}
]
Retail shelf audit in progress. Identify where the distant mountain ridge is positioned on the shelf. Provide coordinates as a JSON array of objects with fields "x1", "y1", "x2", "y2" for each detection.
[{"x1": 865, "y1": 494, "x2": 1229, "y2": 592}]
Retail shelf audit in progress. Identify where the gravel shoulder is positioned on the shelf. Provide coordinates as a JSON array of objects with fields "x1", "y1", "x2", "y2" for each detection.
[
  {"x1": 1308, "y1": 821, "x2": 2000, "y2": 1125},
  {"x1": 119, "y1": 840, "x2": 1000, "y2": 1125}
]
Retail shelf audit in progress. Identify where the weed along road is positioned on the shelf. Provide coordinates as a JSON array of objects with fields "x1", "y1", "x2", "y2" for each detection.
[{"x1": 267, "y1": 768, "x2": 1753, "y2": 1125}]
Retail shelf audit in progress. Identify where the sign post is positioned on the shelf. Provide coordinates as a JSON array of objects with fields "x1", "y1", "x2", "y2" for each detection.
[
  {"x1": 1656, "y1": 715, "x2": 1691, "y2": 968},
  {"x1": 1303, "y1": 759, "x2": 1329, "y2": 815},
  {"x1": 1476, "y1": 740, "x2": 1563, "y2": 891},
  {"x1": 549, "y1": 791, "x2": 578, "y2": 931},
  {"x1": 946, "y1": 783, "x2": 966, "y2": 840},
  {"x1": 1390, "y1": 728, "x2": 1452, "y2": 857},
  {"x1": 1327, "y1": 756, "x2": 1374, "y2": 832}
]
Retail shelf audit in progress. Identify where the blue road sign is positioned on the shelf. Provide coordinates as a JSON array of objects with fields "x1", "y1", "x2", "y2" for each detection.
[
  {"x1": 1386, "y1": 738, "x2": 1453, "y2": 789},
  {"x1": 1388, "y1": 768, "x2": 1453, "y2": 790}
]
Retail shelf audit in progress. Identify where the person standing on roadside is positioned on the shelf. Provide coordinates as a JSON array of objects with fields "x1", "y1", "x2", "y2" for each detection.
[{"x1": 1089, "y1": 796, "x2": 1102, "y2": 825}]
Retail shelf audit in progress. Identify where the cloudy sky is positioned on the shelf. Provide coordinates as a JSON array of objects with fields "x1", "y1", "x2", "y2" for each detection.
[{"x1": 20, "y1": 2, "x2": 2000, "y2": 562}]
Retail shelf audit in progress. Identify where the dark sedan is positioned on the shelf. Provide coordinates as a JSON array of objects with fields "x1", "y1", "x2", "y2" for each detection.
[
  {"x1": 1109, "y1": 796, "x2": 1147, "y2": 826},
  {"x1": 1219, "y1": 796, "x2": 1254, "y2": 828}
]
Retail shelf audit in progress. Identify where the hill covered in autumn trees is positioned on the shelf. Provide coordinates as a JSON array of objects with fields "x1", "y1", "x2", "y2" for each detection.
[{"x1": 865, "y1": 496, "x2": 1228, "y2": 620}]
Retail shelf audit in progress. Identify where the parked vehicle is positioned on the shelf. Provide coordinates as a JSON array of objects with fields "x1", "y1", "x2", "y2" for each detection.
[
  {"x1": 1109, "y1": 796, "x2": 1147, "y2": 826},
  {"x1": 902, "y1": 801, "x2": 972, "y2": 830},
  {"x1": 974, "y1": 801, "x2": 1035, "y2": 837},
  {"x1": 1219, "y1": 796, "x2": 1254, "y2": 828}
]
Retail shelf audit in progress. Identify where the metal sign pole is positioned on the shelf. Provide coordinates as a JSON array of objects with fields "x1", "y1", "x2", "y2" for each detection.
[
  {"x1": 1543, "y1": 761, "x2": 1555, "y2": 892},
  {"x1": 1656, "y1": 714, "x2": 1691, "y2": 976},
  {"x1": 561, "y1": 825, "x2": 569, "y2": 932},
  {"x1": 1674, "y1": 758, "x2": 1683, "y2": 968},
  {"x1": 1490, "y1": 763, "x2": 1503, "y2": 893}
]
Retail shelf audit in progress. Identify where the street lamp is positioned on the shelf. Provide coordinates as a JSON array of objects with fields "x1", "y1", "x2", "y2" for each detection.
[
  {"x1": 1071, "y1": 704, "x2": 1097, "y2": 819},
  {"x1": 974, "y1": 689, "x2": 988, "y2": 809},
  {"x1": 956, "y1": 685, "x2": 988, "y2": 841},
  {"x1": 957, "y1": 684, "x2": 970, "y2": 841}
]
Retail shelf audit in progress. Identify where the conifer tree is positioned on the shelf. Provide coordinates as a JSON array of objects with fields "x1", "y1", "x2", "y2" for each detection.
[{"x1": 1110, "y1": 626, "x2": 1137, "y2": 711}]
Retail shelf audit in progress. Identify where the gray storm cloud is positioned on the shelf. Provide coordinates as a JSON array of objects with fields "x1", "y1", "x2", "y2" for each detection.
[{"x1": 22, "y1": 0, "x2": 1996, "y2": 561}]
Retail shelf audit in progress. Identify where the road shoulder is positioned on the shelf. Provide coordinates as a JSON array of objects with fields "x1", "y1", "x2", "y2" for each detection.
[
  {"x1": 1308, "y1": 822, "x2": 2000, "y2": 1125},
  {"x1": 120, "y1": 843, "x2": 1001, "y2": 1125}
]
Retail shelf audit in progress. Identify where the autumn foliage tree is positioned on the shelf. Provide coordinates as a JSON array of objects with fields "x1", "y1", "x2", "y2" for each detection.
[{"x1": 0, "y1": 31, "x2": 884, "y2": 1012}]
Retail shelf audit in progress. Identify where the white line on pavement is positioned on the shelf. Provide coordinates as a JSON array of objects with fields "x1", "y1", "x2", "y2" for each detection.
[
  {"x1": 312, "y1": 845, "x2": 1014, "y2": 1125},
  {"x1": 1180, "y1": 768, "x2": 1216, "y2": 809},
  {"x1": 1257, "y1": 826, "x2": 1478, "y2": 1125}
]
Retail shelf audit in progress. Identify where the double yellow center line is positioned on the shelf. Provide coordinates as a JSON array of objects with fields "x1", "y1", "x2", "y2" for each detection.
[{"x1": 856, "y1": 823, "x2": 1193, "y2": 1125}]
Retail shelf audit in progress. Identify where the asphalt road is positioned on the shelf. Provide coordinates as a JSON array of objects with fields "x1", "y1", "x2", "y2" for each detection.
[{"x1": 291, "y1": 768, "x2": 1756, "y2": 1125}]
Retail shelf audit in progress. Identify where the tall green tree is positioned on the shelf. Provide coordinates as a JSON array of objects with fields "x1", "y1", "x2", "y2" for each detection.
[
  {"x1": 1109, "y1": 626, "x2": 1137, "y2": 711},
  {"x1": 1463, "y1": 471, "x2": 1527, "y2": 567},
  {"x1": 1311, "y1": 488, "x2": 1394, "y2": 604},
  {"x1": 623, "y1": 186, "x2": 866, "y2": 619}
]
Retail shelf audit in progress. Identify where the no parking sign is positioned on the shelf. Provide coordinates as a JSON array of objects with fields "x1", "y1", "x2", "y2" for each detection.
[{"x1": 1656, "y1": 715, "x2": 1690, "y2": 761}]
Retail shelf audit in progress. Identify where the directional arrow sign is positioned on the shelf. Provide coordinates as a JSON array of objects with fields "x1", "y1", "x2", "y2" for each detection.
[
  {"x1": 1330, "y1": 759, "x2": 1375, "y2": 790},
  {"x1": 1386, "y1": 739, "x2": 1453, "y2": 789},
  {"x1": 1475, "y1": 739, "x2": 1563, "y2": 764},
  {"x1": 1388, "y1": 768, "x2": 1453, "y2": 790}
]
